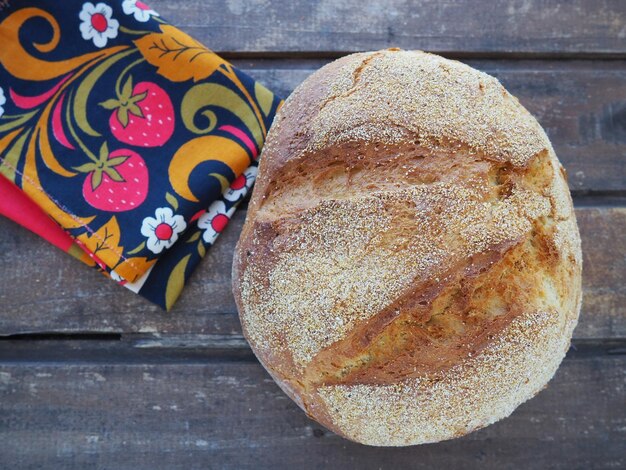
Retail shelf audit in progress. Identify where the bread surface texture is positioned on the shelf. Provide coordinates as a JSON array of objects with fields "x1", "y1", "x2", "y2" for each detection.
[{"x1": 232, "y1": 49, "x2": 582, "y2": 446}]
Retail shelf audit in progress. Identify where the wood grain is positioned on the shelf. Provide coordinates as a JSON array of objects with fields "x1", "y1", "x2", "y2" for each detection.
[
  {"x1": 0, "y1": 2, "x2": 624, "y2": 466},
  {"x1": 148, "y1": 0, "x2": 626, "y2": 57},
  {"x1": 234, "y1": 60, "x2": 626, "y2": 192},
  {"x1": 0, "y1": 349, "x2": 623, "y2": 469},
  {"x1": 1, "y1": 206, "x2": 624, "y2": 339}
]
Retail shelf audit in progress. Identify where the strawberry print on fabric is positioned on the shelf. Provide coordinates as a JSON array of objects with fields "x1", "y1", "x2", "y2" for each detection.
[
  {"x1": 0, "y1": 0, "x2": 282, "y2": 309},
  {"x1": 101, "y1": 77, "x2": 175, "y2": 147},
  {"x1": 76, "y1": 143, "x2": 149, "y2": 212}
]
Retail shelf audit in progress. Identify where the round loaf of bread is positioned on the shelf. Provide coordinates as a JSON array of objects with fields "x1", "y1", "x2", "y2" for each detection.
[{"x1": 232, "y1": 49, "x2": 582, "y2": 446}]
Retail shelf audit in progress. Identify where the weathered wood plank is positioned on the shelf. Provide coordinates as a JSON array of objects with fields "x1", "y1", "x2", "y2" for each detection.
[
  {"x1": 148, "y1": 0, "x2": 626, "y2": 56},
  {"x1": 0, "y1": 351, "x2": 623, "y2": 469},
  {"x1": 576, "y1": 207, "x2": 626, "y2": 338},
  {"x1": 1, "y1": 206, "x2": 624, "y2": 339},
  {"x1": 235, "y1": 60, "x2": 626, "y2": 192}
]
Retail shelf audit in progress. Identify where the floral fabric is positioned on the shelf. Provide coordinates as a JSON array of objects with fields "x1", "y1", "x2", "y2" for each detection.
[{"x1": 0, "y1": 0, "x2": 282, "y2": 309}]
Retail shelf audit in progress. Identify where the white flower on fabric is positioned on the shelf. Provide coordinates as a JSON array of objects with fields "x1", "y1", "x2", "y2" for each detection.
[
  {"x1": 141, "y1": 207, "x2": 187, "y2": 254},
  {"x1": 0, "y1": 87, "x2": 6, "y2": 118},
  {"x1": 122, "y1": 0, "x2": 159, "y2": 22},
  {"x1": 197, "y1": 200, "x2": 231, "y2": 245},
  {"x1": 223, "y1": 166, "x2": 258, "y2": 202},
  {"x1": 79, "y1": 2, "x2": 119, "y2": 48}
]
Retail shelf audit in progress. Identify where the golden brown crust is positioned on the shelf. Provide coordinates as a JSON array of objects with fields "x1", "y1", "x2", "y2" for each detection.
[{"x1": 232, "y1": 49, "x2": 582, "y2": 446}]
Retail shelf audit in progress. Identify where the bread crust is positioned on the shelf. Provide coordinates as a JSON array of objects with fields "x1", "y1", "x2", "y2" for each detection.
[{"x1": 232, "y1": 50, "x2": 582, "y2": 446}]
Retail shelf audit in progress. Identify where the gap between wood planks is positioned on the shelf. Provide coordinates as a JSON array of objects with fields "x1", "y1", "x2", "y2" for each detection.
[
  {"x1": 0, "y1": 334, "x2": 624, "y2": 360},
  {"x1": 147, "y1": 0, "x2": 626, "y2": 59},
  {"x1": 571, "y1": 194, "x2": 626, "y2": 207},
  {"x1": 223, "y1": 51, "x2": 626, "y2": 61}
]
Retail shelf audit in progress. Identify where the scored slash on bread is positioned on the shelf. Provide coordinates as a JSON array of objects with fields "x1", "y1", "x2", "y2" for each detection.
[{"x1": 232, "y1": 49, "x2": 582, "y2": 446}]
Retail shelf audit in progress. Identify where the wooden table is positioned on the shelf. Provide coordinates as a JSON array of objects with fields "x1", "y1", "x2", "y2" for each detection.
[{"x1": 1, "y1": 1, "x2": 625, "y2": 468}]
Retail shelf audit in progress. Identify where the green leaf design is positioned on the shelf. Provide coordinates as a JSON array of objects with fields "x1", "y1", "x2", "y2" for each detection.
[
  {"x1": 165, "y1": 254, "x2": 191, "y2": 311},
  {"x1": 165, "y1": 191, "x2": 179, "y2": 211},
  {"x1": 0, "y1": 110, "x2": 37, "y2": 133},
  {"x1": 99, "y1": 142, "x2": 110, "y2": 159},
  {"x1": 0, "y1": 130, "x2": 31, "y2": 183},
  {"x1": 122, "y1": 75, "x2": 134, "y2": 100},
  {"x1": 197, "y1": 240, "x2": 206, "y2": 258},
  {"x1": 128, "y1": 103, "x2": 144, "y2": 118},
  {"x1": 73, "y1": 162, "x2": 98, "y2": 173},
  {"x1": 209, "y1": 172, "x2": 230, "y2": 193},
  {"x1": 127, "y1": 241, "x2": 146, "y2": 255},
  {"x1": 107, "y1": 155, "x2": 130, "y2": 166},
  {"x1": 91, "y1": 170, "x2": 103, "y2": 190},
  {"x1": 130, "y1": 91, "x2": 148, "y2": 103},
  {"x1": 255, "y1": 82, "x2": 274, "y2": 117},
  {"x1": 104, "y1": 167, "x2": 125, "y2": 182},
  {"x1": 100, "y1": 99, "x2": 121, "y2": 110},
  {"x1": 117, "y1": 107, "x2": 130, "y2": 127},
  {"x1": 107, "y1": 87, "x2": 146, "y2": 125},
  {"x1": 187, "y1": 231, "x2": 201, "y2": 243}
]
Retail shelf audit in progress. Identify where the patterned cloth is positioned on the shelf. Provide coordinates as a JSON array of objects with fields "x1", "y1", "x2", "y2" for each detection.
[{"x1": 0, "y1": 0, "x2": 282, "y2": 309}]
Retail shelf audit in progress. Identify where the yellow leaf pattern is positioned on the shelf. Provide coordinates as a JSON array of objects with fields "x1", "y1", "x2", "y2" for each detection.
[
  {"x1": 165, "y1": 254, "x2": 191, "y2": 310},
  {"x1": 76, "y1": 216, "x2": 132, "y2": 279},
  {"x1": 134, "y1": 25, "x2": 227, "y2": 83}
]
